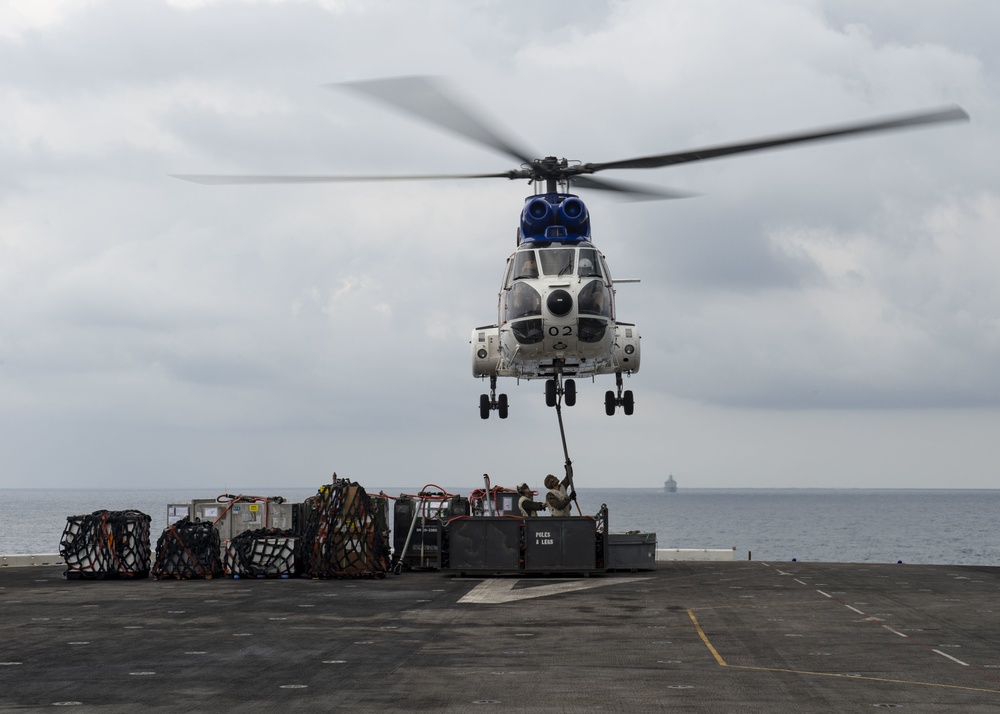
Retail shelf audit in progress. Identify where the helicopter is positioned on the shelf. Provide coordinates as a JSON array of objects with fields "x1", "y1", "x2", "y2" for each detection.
[
  {"x1": 173, "y1": 76, "x2": 968, "y2": 421},
  {"x1": 471, "y1": 189, "x2": 641, "y2": 421}
]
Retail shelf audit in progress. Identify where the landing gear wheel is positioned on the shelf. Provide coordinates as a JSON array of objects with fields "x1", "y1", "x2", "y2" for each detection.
[
  {"x1": 623, "y1": 390, "x2": 634, "y2": 416},
  {"x1": 479, "y1": 394, "x2": 490, "y2": 420},
  {"x1": 565, "y1": 379, "x2": 576, "y2": 407},
  {"x1": 545, "y1": 379, "x2": 557, "y2": 407},
  {"x1": 604, "y1": 390, "x2": 616, "y2": 416},
  {"x1": 498, "y1": 393, "x2": 509, "y2": 419}
]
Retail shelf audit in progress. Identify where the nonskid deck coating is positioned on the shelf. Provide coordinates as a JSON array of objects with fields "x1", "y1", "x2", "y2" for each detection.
[{"x1": 2, "y1": 561, "x2": 1000, "y2": 712}]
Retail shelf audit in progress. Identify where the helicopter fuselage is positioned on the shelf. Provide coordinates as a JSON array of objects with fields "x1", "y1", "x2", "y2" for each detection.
[{"x1": 471, "y1": 193, "x2": 640, "y2": 391}]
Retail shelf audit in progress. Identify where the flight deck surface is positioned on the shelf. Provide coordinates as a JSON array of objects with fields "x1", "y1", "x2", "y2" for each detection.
[{"x1": 2, "y1": 561, "x2": 999, "y2": 712}]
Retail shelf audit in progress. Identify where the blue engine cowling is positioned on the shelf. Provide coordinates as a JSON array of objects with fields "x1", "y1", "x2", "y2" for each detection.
[{"x1": 519, "y1": 193, "x2": 590, "y2": 243}]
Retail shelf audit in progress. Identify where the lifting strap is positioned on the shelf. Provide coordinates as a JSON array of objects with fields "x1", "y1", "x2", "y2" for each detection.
[{"x1": 553, "y1": 378, "x2": 583, "y2": 516}]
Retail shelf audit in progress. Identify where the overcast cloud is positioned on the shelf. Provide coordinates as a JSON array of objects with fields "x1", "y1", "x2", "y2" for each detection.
[{"x1": 1, "y1": 0, "x2": 998, "y2": 491}]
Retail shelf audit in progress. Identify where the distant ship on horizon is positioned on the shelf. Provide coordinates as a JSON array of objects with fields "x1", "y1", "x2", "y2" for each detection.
[{"x1": 664, "y1": 475, "x2": 677, "y2": 493}]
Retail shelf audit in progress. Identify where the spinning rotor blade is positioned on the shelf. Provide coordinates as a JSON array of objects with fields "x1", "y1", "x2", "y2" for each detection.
[
  {"x1": 171, "y1": 171, "x2": 521, "y2": 185},
  {"x1": 587, "y1": 106, "x2": 969, "y2": 172},
  {"x1": 174, "y1": 75, "x2": 968, "y2": 202},
  {"x1": 171, "y1": 170, "x2": 691, "y2": 201},
  {"x1": 330, "y1": 76, "x2": 538, "y2": 166},
  {"x1": 570, "y1": 175, "x2": 696, "y2": 201}
]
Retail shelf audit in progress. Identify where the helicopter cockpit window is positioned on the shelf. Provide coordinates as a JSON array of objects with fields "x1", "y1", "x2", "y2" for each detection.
[
  {"x1": 578, "y1": 280, "x2": 611, "y2": 318},
  {"x1": 578, "y1": 249, "x2": 602, "y2": 279},
  {"x1": 513, "y1": 251, "x2": 539, "y2": 280},
  {"x1": 506, "y1": 282, "x2": 542, "y2": 321},
  {"x1": 539, "y1": 248, "x2": 574, "y2": 277}
]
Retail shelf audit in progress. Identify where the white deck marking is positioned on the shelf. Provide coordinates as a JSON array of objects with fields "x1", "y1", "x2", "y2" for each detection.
[
  {"x1": 458, "y1": 577, "x2": 647, "y2": 604},
  {"x1": 794, "y1": 579, "x2": 807, "y2": 586},
  {"x1": 780, "y1": 573, "x2": 963, "y2": 661},
  {"x1": 933, "y1": 649, "x2": 970, "y2": 666}
]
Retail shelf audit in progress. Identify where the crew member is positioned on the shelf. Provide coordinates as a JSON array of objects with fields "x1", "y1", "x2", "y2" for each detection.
[
  {"x1": 544, "y1": 473, "x2": 574, "y2": 516},
  {"x1": 517, "y1": 483, "x2": 547, "y2": 517}
]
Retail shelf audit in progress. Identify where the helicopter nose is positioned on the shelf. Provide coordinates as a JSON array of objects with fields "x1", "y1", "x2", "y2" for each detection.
[{"x1": 546, "y1": 289, "x2": 573, "y2": 317}]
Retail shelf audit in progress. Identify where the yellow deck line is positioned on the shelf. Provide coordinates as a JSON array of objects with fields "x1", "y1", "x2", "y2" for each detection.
[
  {"x1": 686, "y1": 609, "x2": 1000, "y2": 695},
  {"x1": 687, "y1": 609, "x2": 727, "y2": 666}
]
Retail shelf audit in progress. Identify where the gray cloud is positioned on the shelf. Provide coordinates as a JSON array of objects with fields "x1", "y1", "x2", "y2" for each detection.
[{"x1": 1, "y1": 0, "x2": 998, "y2": 490}]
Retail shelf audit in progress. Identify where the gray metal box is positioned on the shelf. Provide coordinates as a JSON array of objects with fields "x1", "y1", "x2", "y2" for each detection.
[
  {"x1": 523, "y1": 518, "x2": 597, "y2": 572},
  {"x1": 444, "y1": 518, "x2": 521, "y2": 571},
  {"x1": 607, "y1": 532, "x2": 657, "y2": 570},
  {"x1": 267, "y1": 502, "x2": 296, "y2": 532},
  {"x1": 166, "y1": 503, "x2": 190, "y2": 526},
  {"x1": 191, "y1": 499, "x2": 233, "y2": 538}
]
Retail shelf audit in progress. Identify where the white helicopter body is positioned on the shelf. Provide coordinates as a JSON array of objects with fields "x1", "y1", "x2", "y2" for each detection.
[{"x1": 471, "y1": 193, "x2": 639, "y2": 419}]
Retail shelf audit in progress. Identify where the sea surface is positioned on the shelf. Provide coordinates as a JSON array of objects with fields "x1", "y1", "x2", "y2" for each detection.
[{"x1": 1, "y1": 487, "x2": 998, "y2": 566}]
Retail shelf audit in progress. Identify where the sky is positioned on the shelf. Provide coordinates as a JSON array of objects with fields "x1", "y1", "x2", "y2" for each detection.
[{"x1": 1, "y1": 0, "x2": 998, "y2": 492}]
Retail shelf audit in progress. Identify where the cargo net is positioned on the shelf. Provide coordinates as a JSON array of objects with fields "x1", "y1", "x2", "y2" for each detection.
[
  {"x1": 300, "y1": 478, "x2": 391, "y2": 579},
  {"x1": 60, "y1": 510, "x2": 151, "y2": 579},
  {"x1": 151, "y1": 517, "x2": 223, "y2": 580},
  {"x1": 224, "y1": 529, "x2": 298, "y2": 578}
]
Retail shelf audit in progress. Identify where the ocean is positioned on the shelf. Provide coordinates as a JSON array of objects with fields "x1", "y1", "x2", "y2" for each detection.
[{"x1": 1, "y1": 487, "x2": 998, "y2": 566}]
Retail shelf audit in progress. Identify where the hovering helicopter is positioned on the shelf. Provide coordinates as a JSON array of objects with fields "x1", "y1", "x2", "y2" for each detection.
[
  {"x1": 471, "y1": 189, "x2": 641, "y2": 421},
  {"x1": 173, "y1": 77, "x2": 968, "y2": 421}
]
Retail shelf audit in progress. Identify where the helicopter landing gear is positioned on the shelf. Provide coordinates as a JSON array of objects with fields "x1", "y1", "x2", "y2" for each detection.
[
  {"x1": 565, "y1": 378, "x2": 576, "y2": 407},
  {"x1": 604, "y1": 372, "x2": 634, "y2": 416},
  {"x1": 544, "y1": 376, "x2": 576, "y2": 408},
  {"x1": 479, "y1": 376, "x2": 508, "y2": 419}
]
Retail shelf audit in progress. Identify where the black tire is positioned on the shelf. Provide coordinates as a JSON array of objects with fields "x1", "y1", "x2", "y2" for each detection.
[
  {"x1": 623, "y1": 390, "x2": 634, "y2": 416},
  {"x1": 604, "y1": 390, "x2": 616, "y2": 416},
  {"x1": 565, "y1": 379, "x2": 576, "y2": 407},
  {"x1": 545, "y1": 379, "x2": 557, "y2": 407},
  {"x1": 479, "y1": 394, "x2": 491, "y2": 419},
  {"x1": 498, "y1": 393, "x2": 509, "y2": 419}
]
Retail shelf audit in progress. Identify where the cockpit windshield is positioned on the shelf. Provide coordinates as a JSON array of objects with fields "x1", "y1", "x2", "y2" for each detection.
[
  {"x1": 578, "y1": 248, "x2": 602, "y2": 278},
  {"x1": 539, "y1": 248, "x2": 575, "y2": 277},
  {"x1": 513, "y1": 251, "x2": 538, "y2": 280},
  {"x1": 506, "y1": 282, "x2": 542, "y2": 320}
]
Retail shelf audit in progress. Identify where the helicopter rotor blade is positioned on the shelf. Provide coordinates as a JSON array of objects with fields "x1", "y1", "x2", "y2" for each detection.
[
  {"x1": 586, "y1": 105, "x2": 969, "y2": 172},
  {"x1": 329, "y1": 76, "x2": 538, "y2": 167},
  {"x1": 171, "y1": 171, "x2": 525, "y2": 185},
  {"x1": 570, "y1": 175, "x2": 696, "y2": 201}
]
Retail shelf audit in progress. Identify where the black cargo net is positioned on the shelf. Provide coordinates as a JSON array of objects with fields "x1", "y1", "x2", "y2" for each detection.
[
  {"x1": 224, "y1": 528, "x2": 298, "y2": 578},
  {"x1": 60, "y1": 510, "x2": 151, "y2": 579},
  {"x1": 151, "y1": 517, "x2": 223, "y2": 580},
  {"x1": 300, "y1": 479, "x2": 391, "y2": 579}
]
